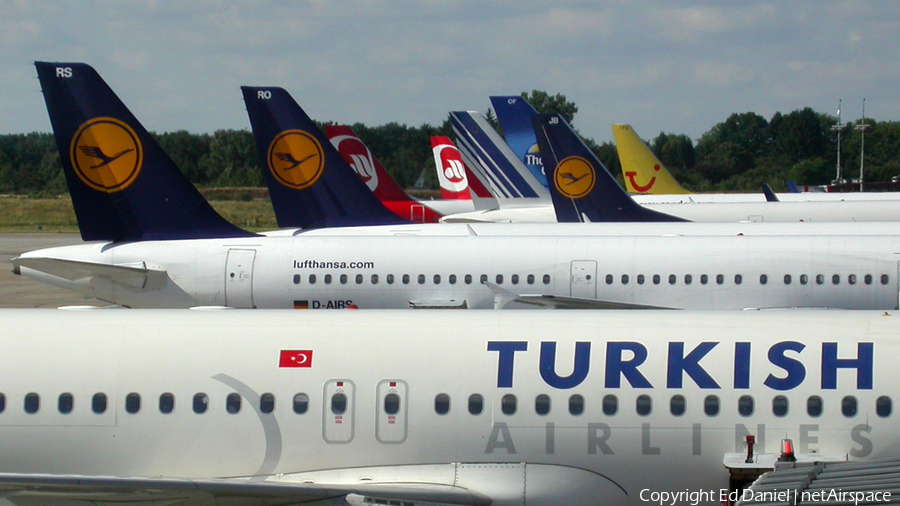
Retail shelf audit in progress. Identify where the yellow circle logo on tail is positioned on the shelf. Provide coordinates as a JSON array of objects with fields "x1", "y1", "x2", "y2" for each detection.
[
  {"x1": 553, "y1": 156, "x2": 596, "y2": 199},
  {"x1": 69, "y1": 118, "x2": 142, "y2": 193},
  {"x1": 267, "y1": 130, "x2": 325, "y2": 190}
]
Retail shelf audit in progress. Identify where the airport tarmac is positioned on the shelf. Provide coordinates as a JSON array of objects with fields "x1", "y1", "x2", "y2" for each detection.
[{"x1": 0, "y1": 233, "x2": 93, "y2": 308}]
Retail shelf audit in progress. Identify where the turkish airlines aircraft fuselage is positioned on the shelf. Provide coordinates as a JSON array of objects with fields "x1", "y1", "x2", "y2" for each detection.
[{"x1": 0, "y1": 309, "x2": 895, "y2": 506}]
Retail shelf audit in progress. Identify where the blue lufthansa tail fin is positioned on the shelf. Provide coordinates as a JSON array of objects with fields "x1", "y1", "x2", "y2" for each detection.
[
  {"x1": 787, "y1": 180, "x2": 800, "y2": 193},
  {"x1": 489, "y1": 95, "x2": 547, "y2": 187},
  {"x1": 34, "y1": 62, "x2": 252, "y2": 242},
  {"x1": 531, "y1": 114, "x2": 686, "y2": 223},
  {"x1": 241, "y1": 87, "x2": 408, "y2": 229}
]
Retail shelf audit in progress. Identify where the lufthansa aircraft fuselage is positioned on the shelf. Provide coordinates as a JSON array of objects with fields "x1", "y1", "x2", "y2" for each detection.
[{"x1": 14, "y1": 223, "x2": 900, "y2": 309}]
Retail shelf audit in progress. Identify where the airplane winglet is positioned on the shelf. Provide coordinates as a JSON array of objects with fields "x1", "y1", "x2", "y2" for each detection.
[
  {"x1": 34, "y1": 62, "x2": 253, "y2": 242},
  {"x1": 761, "y1": 183, "x2": 780, "y2": 202}
]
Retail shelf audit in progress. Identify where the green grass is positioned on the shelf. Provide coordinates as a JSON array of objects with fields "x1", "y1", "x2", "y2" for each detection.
[{"x1": 0, "y1": 194, "x2": 278, "y2": 233}]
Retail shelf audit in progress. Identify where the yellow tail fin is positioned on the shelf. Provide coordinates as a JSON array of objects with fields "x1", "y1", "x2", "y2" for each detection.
[{"x1": 612, "y1": 124, "x2": 690, "y2": 194}]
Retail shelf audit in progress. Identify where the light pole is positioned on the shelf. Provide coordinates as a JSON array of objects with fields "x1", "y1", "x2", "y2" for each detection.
[
  {"x1": 831, "y1": 99, "x2": 845, "y2": 185},
  {"x1": 855, "y1": 99, "x2": 870, "y2": 192}
]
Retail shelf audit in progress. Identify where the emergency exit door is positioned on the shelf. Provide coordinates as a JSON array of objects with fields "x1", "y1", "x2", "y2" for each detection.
[
  {"x1": 570, "y1": 260, "x2": 597, "y2": 299},
  {"x1": 225, "y1": 249, "x2": 256, "y2": 308}
]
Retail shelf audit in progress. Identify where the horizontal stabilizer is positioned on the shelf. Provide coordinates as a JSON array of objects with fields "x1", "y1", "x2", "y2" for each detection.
[
  {"x1": 12, "y1": 257, "x2": 167, "y2": 291},
  {"x1": 484, "y1": 282, "x2": 676, "y2": 310}
]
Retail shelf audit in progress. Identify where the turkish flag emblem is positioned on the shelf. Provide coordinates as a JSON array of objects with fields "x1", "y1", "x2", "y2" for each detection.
[{"x1": 279, "y1": 350, "x2": 313, "y2": 368}]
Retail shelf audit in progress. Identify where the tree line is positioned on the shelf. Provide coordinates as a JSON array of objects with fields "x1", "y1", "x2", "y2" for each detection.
[{"x1": 1, "y1": 91, "x2": 898, "y2": 196}]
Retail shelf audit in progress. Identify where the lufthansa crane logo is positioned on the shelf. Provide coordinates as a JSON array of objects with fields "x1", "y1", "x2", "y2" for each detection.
[
  {"x1": 69, "y1": 117, "x2": 142, "y2": 193},
  {"x1": 267, "y1": 130, "x2": 325, "y2": 190},
  {"x1": 553, "y1": 156, "x2": 596, "y2": 199}
]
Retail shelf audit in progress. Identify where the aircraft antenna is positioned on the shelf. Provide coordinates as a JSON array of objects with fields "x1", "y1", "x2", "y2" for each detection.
[{"x1": 854, "y1": 98, "x2": 870, "y2": 192}]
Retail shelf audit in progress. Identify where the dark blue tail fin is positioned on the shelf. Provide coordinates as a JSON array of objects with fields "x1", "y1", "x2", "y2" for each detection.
[
  {"x1": 787, "y1": 180, "x2": 800, "y2": 193},
  {"x1": 241, "y1": 87, "x2": 408, "y2": 229},
  {"x1": 489, "y1": 96, "x2": 547, "y2": 187},
  {"x1": 531, "y1": 114, "x2": 686, "y2": 222},
  {"x1": 761, "y1": 182, "x2": 780, "y2": 202},
  {"x1": 34, "y1": 62, "x2": 252, "y2": 242}
]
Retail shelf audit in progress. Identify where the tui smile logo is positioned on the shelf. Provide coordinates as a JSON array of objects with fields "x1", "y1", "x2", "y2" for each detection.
[
  {"x1": 70, "y1": 117, "x2": 142, "y2": 193},
  {"x1": 553, "y1": 156, "x2": 596, "y2": 199},
  {"x1": 268, "y1": 130, "x2": 325, "y2": 190}
]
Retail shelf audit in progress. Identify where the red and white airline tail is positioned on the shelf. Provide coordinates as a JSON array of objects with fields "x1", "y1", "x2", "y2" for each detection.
[
  {"x1": 430, "y1": 137, "x2": 494, "y2": 202},
  {"x1": 325, "y1": 125, "x2": 413, "y2": 203}
]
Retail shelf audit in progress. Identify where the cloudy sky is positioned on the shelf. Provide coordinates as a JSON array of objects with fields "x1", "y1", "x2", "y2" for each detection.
[{"x1": 2, "y1": 1, "x2": 897, "y2": 143}]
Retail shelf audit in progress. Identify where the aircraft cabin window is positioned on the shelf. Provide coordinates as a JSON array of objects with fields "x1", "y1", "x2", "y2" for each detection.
[
  {"x1": 159, "y1": 393, "x2": 174, "y2": 414},
  {"x1": 468, "y1": 394, "x2": 484, "y2": 415},
  {"x1": 842, "y1": 396, "x2": 857, "y2": 417},
  {"x1": 670, "y1": 395, "x2": 686, "y2": 416},
  {"x1": 356, "y1": 274, "x2": 363, "y2": 285},
  {"x1": 652, "y1": 274, "x2": 661, "y2": 285},
  {"x1": 449, "y1": 274, "x2": 457, "y2": 285},
  {"x1": 501, "y1": 394, "x2": 517, "y2": 415},
  {"x1": 434, "y1": 393, "x2": 450, "y2": 415},
  {"x1": 402, "y1": 274, "x2": 410, "y2": 284},
  {"x1": 324, "y1": 274, "x2": 332, "y2": 284},
  {"x1": 226, "y1": 393, "x2": 241, "y2": 414},
  {"x1": 293, "y1": 274, "x2": 301, "y2": 284},
  {"x1": 384, "y1": 393, "x2": 401, "y2": 415},
  {"x1": 340, "y1": 274, "x2": 348, "y2": 284},
  {"x1": 496, "y1": 275, "x2": 504, "y2": 284},
  {"x1": 331, "y1": 393, "x2": 347, "y2": 415},
  {"x1": 772, "y1": 395, "x2": 788, "y2": 417},
  {"x1": 759, "y1": 274, "x2": 768, "y2": 285},
  {"x1": 716, "y1": 274, "x2": 724, "y2": 285},
  {"x1": 125, "y1": 393, "x2": 141, "y2": 414},
  {"x1": 58, "y1": 393, "x2": 73, "y2": 414},
  {"x1": 0, "y1": 393, "x2": 5, "y2": 413},
  {"x1": 800, "y1": 274, "x2": 808, "y2": 285},
  {"x1": 832, "y1": 274, "x2": 840, "y2": 285},
  {"x1": 848, "y1": 274, "x2": 856, "y2": 285},
  {"x1": 602, "y1": 394, "x2": 618, "y2": 416},
  {"x1": 734, "y1": 274, "x2": 742, "y2": 285},
  {"x1": 638, "y1": 274, "x2": 645, "y2": 285},
  {"x1": 807, "y1": 396, "x2": 823, "y2": 417},
  {"x1": 260, "y1": 393, "x2": 275, "y2": 414},
  {"x1": 621, "y1": 274, "x2": 629, "y2": 285},
  {"x1": 738, "y1": 395, "x2": 754, "y2": 417},
  {"x1": 882, "y1": 274, "x2": 890, "y2": 285},
  {"x1": 535, "y1": 394, "x2": 550, "y2": 415},
  {"x1": 636, "y1": 394, "x2": 652, "y2": 416},
  {"x1": 684, "y1": 274, "x2": 692, "y2": 285},
  {"x1": 371, "y1": 274, "x2": 379, "y2": 285},
  {"x1": 704, "y1": 395, "x2": 719, "y2": 416},
  {"x1": 668, "y1": 274, "x2": 676, "y2": 285},
  {"x1": 543, "y1": 274, "x2": 551, "y2": 285},
  {"x1": 418, "y1": 274, "x2": 426, "y2": 285},
  {"x1": 309, "y1": 274, "x2": 317, "y2": 285},
  {"x1": 193, "y1": 393, "x2": 209, "y2": 414},
  {"x1": 784, "y1": 274, "x2": 792, "y2": 285},
  {"x1": 480, "y1": 274, "x2": 488, "y2": 284},
  {"x1": 605, "y1": 274, "x2": 613, "y2": 285},
  {"x1": 816, "y1": 274, "x2": 824, "y2": 285},
  {"x1": 527, "y1": 274, "x2": 535, "y2": 285},
  {"x1": 700, "y1": 274, "x2": 708, "y2": 285},
  {"x1": 877, "y1": 396, "x2": 892, "y2": 418},
  {"x1": 466, "y1": 274, "x2": 473, "y2": 285},
  {"x1": 293, "y1": 393, "x2": 309, "y2": 414},
  {"x1": 92, "y1": 393, "x2": 107, "y2": 414},
  {"x1": 387, "y1": 274, "x2": 394, "y2": 284},
  {"x1": 24, "y1": 393, "x2": 39, "y2": 414},
  {"x1": 433, "y1": 274, "x2": 441, "y2": 284},
  {"x1": 511, "y1": 274, "x2": 519, "y2": 285},
  {"x1": 569, "y1": 394, "x2": 585, "y2": 416},
  {"x1": 865, "y1": 274, "x2": 873, "y2": 285}
]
